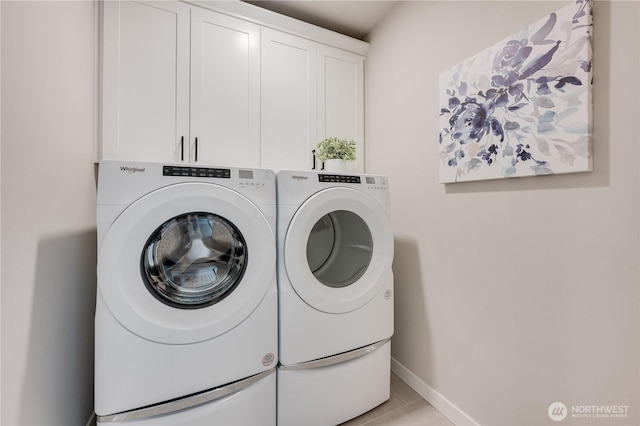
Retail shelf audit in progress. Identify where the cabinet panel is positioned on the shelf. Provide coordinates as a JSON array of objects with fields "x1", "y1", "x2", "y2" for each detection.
[
  {"x1": 101, "y1": 1, "x2": 366, "y2": 170},
  {"x1": 317, "y1": 46, "x2": 365, "y2": 172},
  {"x1": 260, "y1": 29, "x2": 316, "y2": 171},
  {"x1": 190, "y1": 9, "x2": 260, "y2": 167},
  {"x1": 102, "y1": 1, "x2": 190, "y2": 162}
]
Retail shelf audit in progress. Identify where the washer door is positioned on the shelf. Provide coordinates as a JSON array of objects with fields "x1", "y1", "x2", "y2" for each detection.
[
  {"x1": 284, "y1": 187, "x2": 393, "y2": 313},
  {"x1": 141, "y1": 212, "x2": 247, "y2": 309},
  {"x1": 98, "y1": 182, "x2": 275, "y2": 344}
]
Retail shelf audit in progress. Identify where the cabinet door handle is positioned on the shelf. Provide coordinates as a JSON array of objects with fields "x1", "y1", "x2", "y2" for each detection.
[
  {"x1": 181, "y1": 136, "x2": 184, "y2": 161},
  {"x1": 195, "y1": 137, "x2": 198, "y2": 162},
  {"x1": 312, "y1": 149, "x2": 316, "y2": 170}
]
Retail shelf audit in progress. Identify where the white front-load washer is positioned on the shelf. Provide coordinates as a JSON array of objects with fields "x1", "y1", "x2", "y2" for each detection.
[
  {"x1": 95, "y1": 160, "x2": 277, "y2": 425},
  {"x1": 276, "y1": 170, "x2": 394, "y2": 426}
]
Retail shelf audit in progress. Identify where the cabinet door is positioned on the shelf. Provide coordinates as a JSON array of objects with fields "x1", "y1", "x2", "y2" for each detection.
[
  {"x1": 260, "y1": 29, "x2": 317, "y2": 172},
  {"x1": 317, "y1": 46, "x2": 365, "y2": 173},
  {"x1": 190, "y1": 8, "x2": 260, "y2": 167},
  {"x1": 102, "y1": 0, "x2": 190, "y2": 162}
]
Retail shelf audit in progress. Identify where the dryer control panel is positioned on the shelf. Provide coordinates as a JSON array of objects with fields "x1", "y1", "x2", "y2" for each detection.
[
  {"x1": 365, "y1": 175, "x2": 389, "y2": 191},
  {"x1": 318, "y1": 174, "x2": 361, "y2": 184},
  {"x1": 317, "y1": 173, "x2": 388, "y2": 192},
  {"x1": 277, "y1": 170, "x2": 389, "y2": 207}
]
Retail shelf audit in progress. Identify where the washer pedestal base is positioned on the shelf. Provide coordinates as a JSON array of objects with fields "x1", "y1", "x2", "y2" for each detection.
[{"x1": 97, "y1": 370, "x2": 276, "y2": 425}]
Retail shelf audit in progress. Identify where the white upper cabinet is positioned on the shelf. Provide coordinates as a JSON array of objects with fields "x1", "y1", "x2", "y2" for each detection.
[
  {"x1": 102, "y1": 1, "x2": 190, "y2": 162},
  {"x1": 190, "y1": 9, "x2": 260, "y2": 167},
  {"x1": 101, "y1": 1, "x2": 260, "y2": 166},
  {"x1": 260, "y1": 30, "x2": 365, "y2": 172},
  {"x1": 261, "y1": 29, "x2": 317, "y2": 172},
  {"x1": 317, "y1": 45, "x2": 365, "y2": 173},
  {"x1": 101, "y1": 0, "x2": 367, "y2": 171}
]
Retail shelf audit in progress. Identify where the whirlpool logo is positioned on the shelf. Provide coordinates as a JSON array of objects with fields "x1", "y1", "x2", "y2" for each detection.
[
  {"x1": 120, "y1": 166, "x2": 145, "y2": 174},
  {"x1": 292, "y1": 175, "x2": 308, "y2": 181}
]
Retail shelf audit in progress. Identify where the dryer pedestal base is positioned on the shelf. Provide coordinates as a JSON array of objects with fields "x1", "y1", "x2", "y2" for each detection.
[{"x1": 277, "y1": 340, "x2": 391, "y2": 426}]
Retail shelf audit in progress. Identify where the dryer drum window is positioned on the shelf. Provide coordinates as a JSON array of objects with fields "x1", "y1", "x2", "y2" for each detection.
[
  {"x1": 307, "y1": 210, "x2": 373, "y2": 288},
  {"x1": 141, "y1": 212, "x2": 247, "y2": 309}
]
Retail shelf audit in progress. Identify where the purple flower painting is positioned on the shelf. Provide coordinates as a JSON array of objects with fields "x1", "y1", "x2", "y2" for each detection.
[{"x1": 439, "y1": 0, "x2": 593, "y2": 183}]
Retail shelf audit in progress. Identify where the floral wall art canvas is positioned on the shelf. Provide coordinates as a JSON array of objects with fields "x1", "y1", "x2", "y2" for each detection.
[{"x1": 438, "y1": 0, "x2": 593, "y2": 183}]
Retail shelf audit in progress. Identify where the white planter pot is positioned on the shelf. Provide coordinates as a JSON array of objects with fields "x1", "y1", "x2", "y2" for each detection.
[{"x1": 324, "y1": 159, "x2": 346, "y2": 173}]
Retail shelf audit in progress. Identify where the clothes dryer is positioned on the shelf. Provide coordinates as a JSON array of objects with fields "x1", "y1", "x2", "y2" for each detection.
[
  {"x1": 276, "y1": 170, "x2": 394, "y2": 425},
  {"x1": 95, "y1": 161, "x2": 277, "y2": 425}
]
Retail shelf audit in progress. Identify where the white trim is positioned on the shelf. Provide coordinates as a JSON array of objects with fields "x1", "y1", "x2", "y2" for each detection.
[
  {"x1": 183, "y1": 0, "x2": 369, "y2": 55},
  {"x1": 93, "y1": 0, "x2": 100, "y2": 163},
  {"x1": 0, "y1": 0, "x2": 3, "y2": 421},
  {"x1": 391, "y1": 357, "x2": 479, "y2": 426}
]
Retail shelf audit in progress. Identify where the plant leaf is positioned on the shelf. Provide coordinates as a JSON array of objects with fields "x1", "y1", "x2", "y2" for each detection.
[
  {"x1": 508, "y1": 102, "x2": 528, "y2": 111},
  {"x1": 531, "y1": 13, "x2": 557, "y2": 44},
  {"x1": 554, "y1": 76, "x2": 583, "y2": 90},
  {"x1": 534, "y1": 96, "x2": 555, "y2": 109},
  {"x1": 520, "y1": 41, "x2": 561, "y2": 79}
]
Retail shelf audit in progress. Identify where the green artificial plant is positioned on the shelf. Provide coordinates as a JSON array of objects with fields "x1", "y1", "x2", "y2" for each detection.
[{"x1": 315, "y1": 137, "x2": 357, "y2": 162}]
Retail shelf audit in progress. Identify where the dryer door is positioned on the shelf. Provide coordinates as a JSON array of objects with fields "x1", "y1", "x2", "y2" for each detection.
[
  {"x1": 284, "y1": 187, "x2": 393, "y2": 313},
  {"x1": 97, "y1": 182, "x2": 275, "y2": 344}
]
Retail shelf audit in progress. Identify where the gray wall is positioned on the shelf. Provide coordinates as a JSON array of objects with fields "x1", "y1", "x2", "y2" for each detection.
[
  {"x1": 1, "y1": 1, "x2": 97, "y2": 424},
  {"x1": 365, "y1": 1, "x2": 639, "y2": 425}
]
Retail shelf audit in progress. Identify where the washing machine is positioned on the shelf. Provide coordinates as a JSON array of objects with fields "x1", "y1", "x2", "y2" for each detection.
[
  {"x1": 276, "y1": 170, "x2": 394, "y2": 425},
  {"x1": 95, "y1": 160, "x2": 277, "y2": 425}
]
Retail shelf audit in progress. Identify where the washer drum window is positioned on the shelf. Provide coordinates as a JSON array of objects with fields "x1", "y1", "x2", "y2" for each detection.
[
  {"x1": 142, "y1": 212, "x2": 247, "y2": 309},
  {"x1": 307, "y1": 210, "x2": 373, "y2": 288}
]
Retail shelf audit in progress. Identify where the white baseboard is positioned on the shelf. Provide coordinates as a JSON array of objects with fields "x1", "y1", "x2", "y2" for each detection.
[{"x1": 391, "y1": 357, "x2": 479, "y2": 426}]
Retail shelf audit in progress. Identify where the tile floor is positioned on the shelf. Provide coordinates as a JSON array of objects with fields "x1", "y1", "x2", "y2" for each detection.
[{"x1": 340, "y1": 373, "x2": 454, "y2": 426}]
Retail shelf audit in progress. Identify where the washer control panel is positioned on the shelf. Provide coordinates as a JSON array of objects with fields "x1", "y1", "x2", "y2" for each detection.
[{"x1": 163, "y1": 166, "x2": 230, "y2": 179}]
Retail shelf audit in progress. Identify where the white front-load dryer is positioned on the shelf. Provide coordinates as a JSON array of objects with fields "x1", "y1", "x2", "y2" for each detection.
[
  {"x1": 95, "y1": 161, "x2": 277, "y2": 425},
  {"x1": 276, "y1": 170, "x2": 394, "y2": 426}
]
